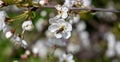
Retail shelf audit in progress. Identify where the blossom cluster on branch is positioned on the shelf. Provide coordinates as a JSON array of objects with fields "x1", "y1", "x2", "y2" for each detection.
[{"x1": 0, "y1": 0, "x2": 120, "y2": 62}]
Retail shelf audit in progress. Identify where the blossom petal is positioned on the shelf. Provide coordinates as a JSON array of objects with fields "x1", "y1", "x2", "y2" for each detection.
[
  {"x1": 48, "y1": 24, "x2": 59, "y2": 32},
  {"x1": 54, "y1": 33, "x2": 62, "y2": 38},
  {"x1": 62, "y1": 6, "x2": 69, "y2": 12},
  {"x1": 62, "y1": 31, "x2": 71, "y2": 39},
  {"x1": 62, "y1": 12, "x2": 68, "y2": 19},
  {"x1": 65, "y1": 22, "x2": 72, "y2": 31}
]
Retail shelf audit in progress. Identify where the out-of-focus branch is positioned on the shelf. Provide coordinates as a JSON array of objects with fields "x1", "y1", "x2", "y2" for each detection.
[{"x1": 43, "y1": 5, "x2": 120, "y2": 13}]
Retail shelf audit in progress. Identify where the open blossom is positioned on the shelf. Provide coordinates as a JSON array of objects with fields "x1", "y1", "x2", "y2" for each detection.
[
  {"x1": 22, "y1": 20, "x2": 34, "y2": 31},
  {"x1": 55, "y1": 5, "x2": 69, "y2": 19},
  {"x1": 0, "y1": 11, "x2": 7, "y2": 31},
  {"x1": 48, "y1": 19, "x2": 72, "y2": 39},
  {"x1": 59, "y1": 53, "x2": 74, "y2": 62}
]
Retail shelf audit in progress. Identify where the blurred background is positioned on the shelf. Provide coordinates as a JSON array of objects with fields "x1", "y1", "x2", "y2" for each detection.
[{"x1": 0, "y1": 0, "x2": 120, "y2": 62}]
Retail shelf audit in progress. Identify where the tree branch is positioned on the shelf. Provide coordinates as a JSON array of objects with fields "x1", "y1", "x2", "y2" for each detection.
[{"x1": 43, "y1": 5, "x2": 120, "y2": 13}]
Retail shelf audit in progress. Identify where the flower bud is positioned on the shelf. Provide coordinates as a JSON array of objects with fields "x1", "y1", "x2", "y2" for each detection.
[{"x1": 22, "y1": 20, "x2": 34, "y2": 31}]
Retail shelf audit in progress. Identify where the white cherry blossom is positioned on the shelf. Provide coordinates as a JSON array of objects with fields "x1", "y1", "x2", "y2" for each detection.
[
  {"x1": 22, "y1": 20, "x2": 34, "y2": 31},
  {"x1": 55, "y1": 5, "x2": 69, "y2": 19},
  {"x1": 48, "y1": 19, "x2": 72, "y2": 39}
]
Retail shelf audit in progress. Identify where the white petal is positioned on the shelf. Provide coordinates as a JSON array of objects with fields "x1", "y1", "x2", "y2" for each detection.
[
  {"x1": 62, "y1": 12, "x2": 68, "y2": 19},
  {"x1": 62, "y1": 6, "x2": 69, "y2": 12},
  {"x1": 54, "y1": 33, "x2": 62, "y2": 38},
  {"x1": 49, "y1": 18, "x2": 56, "y2": 24},
  {"x1": 5, "y1": 31, "x2": 13, "y2": 39},
  {"x1": 48, "y1": 24, "x2": 59, "y2": 32},
  {"x1": 62, "y1": 32, "x2": 71, "y2": 39},
  {"x1": 55, "y1": 5, "x2": 62, "y2": 11},
  {"x1": 21, "y1": 40, "x2": 28, "y2": 48},
  {"x1": 49, "y1": 16, "x2": 61, "y2": 24},
  {"x1": 65, "y1": 22, "x2": 72, "y2": 31},
  {"x1": 76, "y1": 21, "x2": 86, "y2": 31},
  {"x1": 82, "y1": 0, "x2": 91, "y2": 7}
]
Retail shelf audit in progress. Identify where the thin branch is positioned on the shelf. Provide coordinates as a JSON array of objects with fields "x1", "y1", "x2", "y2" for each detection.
[{"x1": 43, "y1": 5, "x2": 120, "y2": 13}]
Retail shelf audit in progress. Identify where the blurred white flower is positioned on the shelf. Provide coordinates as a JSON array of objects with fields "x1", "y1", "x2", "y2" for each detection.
[
  {"x1": 82, "y1": 0, "x2": 91, "y2": 7},
  {"x1": 3, "y1": 25, "x2": 12, "y2": 33},
  {"x1": 49, "y1": 16, "x2": 63, "y2": 24},
  {"x1": 104, "y1": 32, "x2": 116, "y2": 58},
  {"x1": 79, "y1": 31, "x2": 90, "y2": 48},
  {"x1": 67, "y1": 42, "x2": 80, "y2": 53},
  {"x1": 59, "y1": 53, "x2": 74, "y2": 62},
  {"x1": 48, "y1": 19, "x2": 72, "y2": 39},
  {"x1": 21, "y1": 40, "x2": 28, "y2": 48},
  {"x1": 33, "y1": 40, "x2": 48, "y2": 58},
  {"x1": 25, "y1": 50, "x2": 31, "y2": 56},
  {"x1": 55, "y1": 5, "x2": 69, "y2": 19},
  {"x1": 106, "y1": 49, "x2": 115, "y2": 58},
  {"x1": 22, "y1": 20, "x2": 34, "y2": 31},
  {"x1": 10, "y1": 35, "x2": 28, "y2": 48},
  {"x1": 35, "y1": 18, "x2": 44, "y2": 31},
  {"x1": 40, "y1": 10, "x2": 47, "y2": 17},
  {"x1": 63, "y1": 0, "x2": 75, "y2": 7},
  {"x1": 32, "y1": 47, "x2": 39, "y2": 54},
  {"x1": 104, "y1": 32, "x2": 116, "y2": 49},
  {"x1": 5, "y1": 30, "x2": 14, "y2": 39},
  {"x1": 0, "y1": 11, "x2": 7, "y2": 31},
  {"x1": 73, "y1": 14, "x2": 80, "y2": 23},
  {"x1": 39, "y1": 0, "x2": 46, "y2": 6},
  {"x1": 47, "y1": 37, "x2": 66, "y2": 46},
  {"x1": 76, "y1": 21, "x2": 86, "y2": 32},
  {"x1": 96, "y1": 1, "x2": 117, "y2": 21},
  {"x1": 115, "y1": 41, "x2": 120, "y2": 55},
  {"x1": 54, "y1": 48, "x2": 65, "y2": 57}
]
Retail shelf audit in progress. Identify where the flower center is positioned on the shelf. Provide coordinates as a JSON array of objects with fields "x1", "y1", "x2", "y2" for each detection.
[{"x1": 56, "y1": 25, "x2": 65, "y2": 34}]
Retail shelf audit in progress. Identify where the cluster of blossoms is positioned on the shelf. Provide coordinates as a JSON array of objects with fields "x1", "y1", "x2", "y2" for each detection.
[
  {"x1": 1, "y1": 0, "x2": 119, "y2": 62},
  {"x1": 0, "y1": 10, "x2": 35, "y2": 48},
  {"x1": 48, "y1": 5, "x2": 72, "y2": 39}
]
